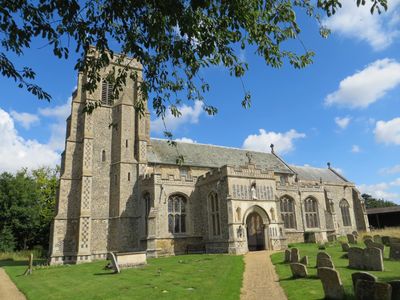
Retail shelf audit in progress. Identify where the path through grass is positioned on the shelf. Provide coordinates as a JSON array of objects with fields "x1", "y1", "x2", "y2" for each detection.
[{"x1": 1, "y1": 254, "x2": 244, "y2": 300}]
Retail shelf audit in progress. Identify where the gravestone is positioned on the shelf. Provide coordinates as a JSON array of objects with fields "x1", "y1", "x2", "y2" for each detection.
[
  {"x1": 355, "y1": 279, "x2": 375, "y2": 300},
  {"x1": 284, "y1": 249, "x2": 291, "y2": 263},
  {"x1": 373, "y1": 282, "x2": 392, "y2": 300},
  {"x1": 341, "y1": 242, "x2": 350, "y2": 252},
  {"x1": 351, "y1": 272, "x2": 377, "y2": 290},
  {"x1": 316, "y1": 252, "x2": 331, "y2": 266},
  {"x1": 382, "y1": 236, "x2": 390, "y2": 246},
  {"x1": 365, "y1": 239, "x2": 385, "y2": 254},
  {"x1": 291, "y1": 248, "x2": 300, "y2": 263},
  {"x1": 290, "y1": 263, "x2": 307, "y2": 278},
  {"x1": 389, "y1": 243, "x2": 400, "y2": 260},
  {"x1": 364, "y1": 247, "x2": 384, "y2": 271},
  {"x1": 363, "y1": 235, "x2": 373, "y2": 241},
  {"x1": 390, "y1": 237, "x2": 400, "y2": 245},
  {"x1": 318, "y1": 258, "x2": 335, "y2": 269},
  {"x1": 348, "y1": 247, "x2": 364, "y2": 269},
  {"x1": 109, "y1": 252, "x2": 121, "y2": 274},
  {"x1": 373, "y1": 235, "x2": 382, "y2": 244},
  {"x1": 388, "y1": 280, "x2": 400, "y2": 300},
  {"x1": 347, "y1": 234, "x2": 357, "y2": 244},
  {"x1": 318, "y1": 267, "x2": 344, "y2": 300},
  {"x1": 300, "y1": 256, "x2": 308, "y2": 266},
  {"x1": 352, "y1": 231, "x2": 359, "y2": 237}
]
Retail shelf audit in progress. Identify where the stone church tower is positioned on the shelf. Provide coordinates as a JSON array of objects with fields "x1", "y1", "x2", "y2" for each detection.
[{"x1": 49, "y1": 54, "x2": 150, "y2": 264}]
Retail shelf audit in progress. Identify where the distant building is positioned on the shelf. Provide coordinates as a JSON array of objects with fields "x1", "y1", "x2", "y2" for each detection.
[
  {"x1": 48, "y1": 52, "x2": 370, "y2": 264},
  {"x1": 367, "y1": 206, "x2": 400, "y2": 228}
]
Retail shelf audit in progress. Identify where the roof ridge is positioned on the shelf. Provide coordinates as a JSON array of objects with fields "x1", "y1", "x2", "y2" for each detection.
[{"x1": 150, "y1": 138, "x2": 274, "y2": 155}]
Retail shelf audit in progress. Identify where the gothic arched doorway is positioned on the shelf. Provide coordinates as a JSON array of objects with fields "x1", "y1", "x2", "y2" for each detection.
[{"x1": 246, "y1": 212, "x2": 265, "y2": 251}]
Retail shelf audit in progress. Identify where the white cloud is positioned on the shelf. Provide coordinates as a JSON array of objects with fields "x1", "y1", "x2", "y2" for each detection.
[
  {"x1": 151, "y1": 101, "x2": 203, "y2": 134},
  {"x1": 242, "y1": 129, "x2": 306, "y2": 155},
  {"x1": 323, "y1": 0, "x2": 400, "y2": 51},
  {"x1": 325, "y1": 59, "x2": 400, "y2": 108},
  {"x1": 10, "y1": 111, "x2": 39, "y2": 129},
  {"x1": 351, "y1": 145, "x2": 361, "y2": 153},
  {"x1": 175, "y1": 137, "x2": 196, "y2": 143},
  {"x1": 39, "y1": 98, "x2": 71, "y2": 151},
  {"x1": 374, "y1": 117, "x2": 400, "y2": 145},
  {"x1": 0, "y1": 108, "x2": 59, "y2": 173},
  {"x1": 358, "y1": 178, "x2": 400, "y2": 202},
  {"x1": 335, "y1": 116, "x2": 351, "y2": 129},
  {"x1": 380, "y1": 164, "x2": 400, "y2": 174}
]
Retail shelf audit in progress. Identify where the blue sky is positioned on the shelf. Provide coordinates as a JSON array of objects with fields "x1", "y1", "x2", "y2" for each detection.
[{"x1": 0, "y1": 2, "x2": 399, "y2": 203}]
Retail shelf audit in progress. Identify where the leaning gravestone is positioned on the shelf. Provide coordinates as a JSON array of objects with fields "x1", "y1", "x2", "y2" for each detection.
[
  {"x1": 348, "y1": 247, "x2": 364, "y2": 269},
  {"x1": 364, "y1": 247, "x2": 384, "y2": 271},
  {"x1": 109, "y1": 252, "x2": 121, "y2": 274},
  {"x1": 290, "y1": 263, "x2": 307, "y2": 278},
  {"x1": 389, "y1": 280, "x2": 400, "y2": 300},
  {"x1": 318, "y1": 267, "x2": 344, "y2": 300},
  {"x1": 291, "y1": 248, "x2": 300, "y2": 263},
  {"x1": 373, "y1": 235, "x2": 382, "y2": 244},
  {"x1": 389, "y1": 243, "x2": 400, "y2": 260},
  {"x1": 284, "y1": 249, "x2": 291, "y2": 263},
  {"x1": 351, "y1": 271, "x2": 377, "y2": 290},
  {"x1": 347, "y1": 233, "x2": 357, "y2": 244},
  {"x1": 300, "y1": 256, "x2": 308, "y2": 266},
  {"x1": 355, "y1": 279, "x2": 375, "y2": 300},
  {"x1": 341, "y1": 242, "x2": 350, "y2": 252},
  {"x1": 373, "y1": 282, "x2": 392, "y2": 300}
]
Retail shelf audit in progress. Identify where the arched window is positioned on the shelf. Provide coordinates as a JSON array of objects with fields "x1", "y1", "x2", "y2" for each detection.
[
  {"x1": 101, "y1": 80, "x2": 114, "y2": 105},
  {"x1": 209, "y1": 192, "x2": 221, "y2": 236},
  {"x1": 168, "y1": 194, "x2": 186, "y2": 234},
  {"x1": 340, "y1": 199, "x2": 352, "y2": 226},
  {"x1": 143, "y1": 192, "x2": 151, "y2": 235},
  {"x1": 280, "y1": 196, "x2": 296, "y2": 229},
  {"x1": 304, "y1": 197, "x2": 319, "y2": 228}
]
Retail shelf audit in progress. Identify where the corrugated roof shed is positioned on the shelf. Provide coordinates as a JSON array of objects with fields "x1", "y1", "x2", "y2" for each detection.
[{"x1": 148, "y1": 139, "x2": 292, "y2": 173}]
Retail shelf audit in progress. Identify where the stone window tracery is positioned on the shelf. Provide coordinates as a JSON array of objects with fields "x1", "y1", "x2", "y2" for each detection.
[
  {"x1": 209, "y1": 192, "x2": 221, "y2": 236},
  {"x1": 340, "y1": 199, "x2": 352, "y2": 226},
  {"x1": 304, "y1": 197, "x2": 319, "y2": 228},
  {"x1": 168, "y1": 194, "x2": 186, "y2": 234},
  {"x1": 280, "y1": 196, "x2": 296, "y2": 228},
  {"x1": 101, "y1": 80, "x2": 114, "y2": 106}
]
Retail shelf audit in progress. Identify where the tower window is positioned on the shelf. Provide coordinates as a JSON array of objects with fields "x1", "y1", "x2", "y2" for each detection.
[
  {"x1": 101, "y1": 80, "x2": 114, "y2": 106},
  {"x1": 126, "y1": 139, "x2": 128, "y2": 148},
  {"x1": 101, "y1": 150, "x2": 106, "y2": 162},
  {"x1": 128, "y1": 172, "x2": 131, "y2": 181}
]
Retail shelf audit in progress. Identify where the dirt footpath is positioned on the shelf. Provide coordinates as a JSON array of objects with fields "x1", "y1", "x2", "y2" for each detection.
[
  {"x1": 0, "y1": 268, "x2": 26, "y2": 300},
  {"x1": 241, "y1": 251, "x2": 287, "y2": 300}
]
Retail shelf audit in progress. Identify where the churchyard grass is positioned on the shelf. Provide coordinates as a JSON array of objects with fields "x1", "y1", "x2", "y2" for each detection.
[
  {"x1": 1, "y1": 254, "x2": 243, "y2": 300},
  {"x1": 271, "y1": 241, "x2": 400, "y2": 300}
]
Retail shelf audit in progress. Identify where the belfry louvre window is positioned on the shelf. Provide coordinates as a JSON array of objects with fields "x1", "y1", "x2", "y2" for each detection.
[
  {"x1": 280, "y1": 196, "x2": 296, "y2": 229},
  {"x1": 101, "y1": 80, "x2": 114, "y2": 105},
  {"x1": 168, "y1": 194, "x2": 186, "y2": 234},
  {"x1": 340, "y1": 199, "x2": 352, "y2": 226},
  {"x1": 209, "y1": 192, "x2": 221, "y2": 236},
  {"x1": 304, "y1": 198, "x2": 319, "y2": 228}
]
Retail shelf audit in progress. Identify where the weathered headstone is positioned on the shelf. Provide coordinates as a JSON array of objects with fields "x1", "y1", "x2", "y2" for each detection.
[
  {"x1": 23, "y1": 253, "x2": 33, "y2": 276},
  {"x1": 373, "y1": 235, "x2": 382, "y2": 244},
  {"x1": 290, "y1": 263, "x2": 307, "y2": 278},
  {"x1": 390, "y1": 237, "x2": 400, "y2": 245},
  {"x1": 316, "y1": 251, "x2": 331, "y2": 266},
  {"x1": 365, "y1": 239, "x2": 385, "y2": 254},
  {"x1": 364, "y1": 238, "x2": 374, "y2": 247},
  {"x1": 109, "y1": 252, "x2": 121, "y2": 274},
  {"x1": 351, "y1": 271, "x2": 377, "y2": 290},
  {"x1": 347, "y1": 233, "x2": 357, "y2": 244},
  {"x1": 341, "y1": 242, "x2": 350, "y2": 252},
  {"x1": 318, "y1": 258, "x2": 335, "y2": 269},
  {"x1": 364, "y1": 247, "x2": 384, "y2": 271},
  {"x1": 355, "y1": 279, "x2": 375, "y2": 300},
  {"x1": 363, "y1": 235, "x2": 373, "y2": 241},
  {"x1": 291, "y1": 247, "x2": 300, "y2": 263},
  {"x1": 284, "y1": 249, "x2": 291, "y2": 263},
  {"x1": 348, "y1": 247, "x2": 364, "y2": 269},
  {"x1": 300, "y1": 256, "x2": 308, "y2": 266},
  {"x1": 388, "y1": 280, "x2": 400, "y2": 300},
  {"x1": 318, "y1": 267, "x2": 344, "y2": 300},
  {"x1": 373, "y1": 282, "x2": 392, "y2": 300},
  {"x1": 353, "y1": 231, "x2": 359, "y2": 237},
  {"x1": 382, "y1": 236, "x2": 390, "y2": 246},
  {"x1": 389, "y1": 243, "x2": 400, "y2": 260}
]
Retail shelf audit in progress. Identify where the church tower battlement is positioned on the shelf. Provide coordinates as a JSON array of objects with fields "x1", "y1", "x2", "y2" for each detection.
[{"x1": 49, "y1": 51, "x2": 150, "y2": 264}]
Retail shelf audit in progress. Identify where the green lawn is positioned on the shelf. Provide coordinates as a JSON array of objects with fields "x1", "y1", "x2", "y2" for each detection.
[
  {"x1": 271, "y1": 242, "x2": 400, "y2": 300},
  {"x1": 1, "y1": 254, "x2": 244, "y2": 300}
]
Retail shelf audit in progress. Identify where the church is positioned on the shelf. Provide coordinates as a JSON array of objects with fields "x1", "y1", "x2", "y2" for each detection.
[{"x1": 49, "y1": 53, "x2": 370, "y2": 264}]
